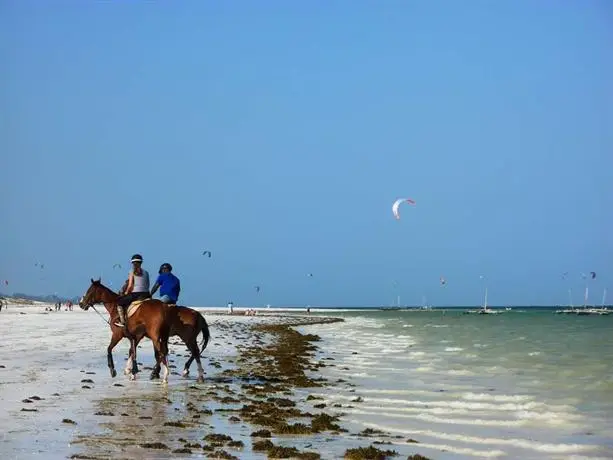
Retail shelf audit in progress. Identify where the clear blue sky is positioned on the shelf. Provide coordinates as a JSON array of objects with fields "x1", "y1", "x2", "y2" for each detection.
[{"x1": 2, "y1": 1, "x2": 612, "y2": 307}]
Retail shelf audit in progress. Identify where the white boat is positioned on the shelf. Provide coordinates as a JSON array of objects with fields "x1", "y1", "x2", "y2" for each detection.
[
  {"x1": 562, "y1": 287, "x2": 611, "y2": 315},
  {"x1": 477, "y1": 287, "x2": 501, "y2": 314},
  {"x1": 556, "y1": 288, "x2": 577, "y2": 314}
]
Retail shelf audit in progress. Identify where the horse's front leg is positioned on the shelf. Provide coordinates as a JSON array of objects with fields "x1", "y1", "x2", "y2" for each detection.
[{"x1": 107, "y1": 331, "x2": 122, "y2": 378}]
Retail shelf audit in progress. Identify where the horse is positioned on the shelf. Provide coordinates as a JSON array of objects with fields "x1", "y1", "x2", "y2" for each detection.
[
  {"x1": 78, "y1": 278, "x2": 175, "y2": 383},
  {"x1": 128, "y1": 305, "x2": 210, "y2": 383}
]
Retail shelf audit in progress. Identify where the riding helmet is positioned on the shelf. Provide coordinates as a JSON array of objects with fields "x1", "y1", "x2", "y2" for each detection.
[{"x1": 131, "y1": 254, "x2": 143, "y2": 263}]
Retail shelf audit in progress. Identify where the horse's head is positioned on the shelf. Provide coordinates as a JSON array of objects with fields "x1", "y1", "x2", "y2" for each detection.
[{"x1": 79, "y1": 278, "x2": 114, "y2": 310}]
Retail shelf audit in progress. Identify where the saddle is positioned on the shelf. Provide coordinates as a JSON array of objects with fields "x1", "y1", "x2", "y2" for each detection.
[{"x1": 126, "y1": 299, "x2": 149, "y2": 318}]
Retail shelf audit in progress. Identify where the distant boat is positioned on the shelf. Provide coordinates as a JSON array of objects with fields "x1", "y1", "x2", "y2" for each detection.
[
  {"x1": 420, "y1": 295, "x2": 432, "y2": 310},
  {"x1": 556, "y1": 287, "x2": 610, "y2": 315},
  {"x1": 478, "y1": 287, "x2": 501, "y2": 315},
  {"x1": 464, "y1": 287, "x2": 501, "y2": 315},
  {"x1": 556, "y1": 288, "x2": 577, "y2": 314}
]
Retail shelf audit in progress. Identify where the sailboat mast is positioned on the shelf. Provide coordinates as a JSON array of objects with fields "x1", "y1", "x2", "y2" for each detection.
[
  {"x1": 484, "y1": 287, "x2": 488, "y2": 310},
  {"x1": 602, "y1": 288, "x2": 607, "y2": 307},
  {"x1": 584, "y1": 286, "x2": 589, "y2": 308}
]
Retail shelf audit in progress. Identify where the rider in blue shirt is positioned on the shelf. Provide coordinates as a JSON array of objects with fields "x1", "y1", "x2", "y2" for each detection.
[{"x1": 150, "y1": 263, "x2": 181, "y2": 304}]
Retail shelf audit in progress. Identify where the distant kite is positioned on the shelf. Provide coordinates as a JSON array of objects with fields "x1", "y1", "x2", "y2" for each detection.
[
  {"x1": 392, "y1": 198, "x2": 416, "y2": 220},
  {"x1": 202, "y1": 251, "x2": 212, "y2": 258}
]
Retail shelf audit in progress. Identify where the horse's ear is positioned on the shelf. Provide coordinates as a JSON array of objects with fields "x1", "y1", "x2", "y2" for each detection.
[
  {"x1": 96, "y1": 277, "x2": 101, "y2": 284},
  {"x1": 91, "y1": 278, "x2": 95, "y2": 284}
]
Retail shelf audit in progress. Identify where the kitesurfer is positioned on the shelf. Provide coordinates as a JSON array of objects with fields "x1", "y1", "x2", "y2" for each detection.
[
  {"x1": 150, "y1": 262, "x2": 181, "y2": 305},
  {"x1": 115, "y1": 254, "x2": 151, "y2": 330}
]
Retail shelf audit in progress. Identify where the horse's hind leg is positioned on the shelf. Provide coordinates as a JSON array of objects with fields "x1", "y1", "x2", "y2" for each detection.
[
  {"x1": 184, "y1": 338, "x2": 204, "y2": 383},
  {"x1": 183, "y1": 352, "x2": 194, "y2": 377},
  {"x1": 126, "y1": 339, "x2": 139, "y2": 381},
  {"x1": 152, "y1": 333, "x2": 170, "y2": 384},
  {"x1": 150, "y1": 348, "x2": 161, "y2": 380},
  {"x1": 125, "y1": 336, "x2": 143, "y2": 376}
]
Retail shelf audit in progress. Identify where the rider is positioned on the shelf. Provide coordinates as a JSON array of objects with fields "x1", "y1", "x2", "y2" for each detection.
[
  {"x1": 150, "y1": 262, "x2": 180, "y2": 305},
  {"x1": 115, "y1": 254, "x2": 151, "y2": 330}
]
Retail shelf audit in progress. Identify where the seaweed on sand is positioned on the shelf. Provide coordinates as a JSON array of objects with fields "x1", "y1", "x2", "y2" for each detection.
[{"x1": 344, "y1": 444, "x2": 398, "y2": 459}]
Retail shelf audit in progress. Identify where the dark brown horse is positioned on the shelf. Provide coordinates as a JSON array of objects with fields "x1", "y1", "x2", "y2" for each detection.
[
  {"x1": 133, "y1": 306, "x2": 210, "y2": 383},
  {"x1": 78, "y1": 278, "x2": 175, "y2": 383}
]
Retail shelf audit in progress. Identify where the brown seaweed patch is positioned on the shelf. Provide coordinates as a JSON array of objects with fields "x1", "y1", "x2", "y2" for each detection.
[
  {"x1": 407, "y1": 456, "x2": 432, "y2": 460},
  {"x1": 203, "y1": 433, "x2": 232, "y2": 443},
  {"x1": 163, "y1": 421, "x2": 187, "y2": 428},
  {"x1": 208, "y1": 450, "x2": 238, "y2": 459},
  {"x1": 267, "y1": 397, "x2": 296, "y2": 407},
  {"x1": 311, "y1": 413, "x2": 346, "y2": 433},
  {"x1": 357, "y1": 428, "x2": 389, "y2": 437},
  {"x1": 250, "y1": 429, "x2": 272, "y2": 438},
  {"x1": 62, "y1": 418, "x2": 77, "y2": 425},
  {"x1": 252, "y1": 439, "x2": 274, "y2": 451},
  {"x1": 344, "y1": 444, "x2": 398, "y2": 459},
  {"x1": 140, "y1": 442, "x2": 169, "y2": 449}
]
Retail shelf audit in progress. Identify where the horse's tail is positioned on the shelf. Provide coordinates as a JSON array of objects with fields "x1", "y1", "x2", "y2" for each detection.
[{"x1": 197, "y1": 312, "x2": 210, "y2": 356}]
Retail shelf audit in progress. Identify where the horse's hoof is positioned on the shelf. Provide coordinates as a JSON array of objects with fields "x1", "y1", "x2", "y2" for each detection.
[
  {"x1": 196, "y1": 376, "x2": 205, "y2": 383},
  {"x1": 150, "y1": 373, "x2": 159, "y2": 380},
  {"x1": 129, "y1": 373, "x2": 136, "y2": 381},
  {"x1": 110, "y1": 369, "x2": 117, "y2": 378},
  {"x1": 182, "y1": 369, "x2": 189, "y2": 377}
]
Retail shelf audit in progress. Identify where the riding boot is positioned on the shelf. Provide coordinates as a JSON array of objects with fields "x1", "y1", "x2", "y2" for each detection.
[{"x1": 116, "y1": 306, "x2": 128, "y2": 333}]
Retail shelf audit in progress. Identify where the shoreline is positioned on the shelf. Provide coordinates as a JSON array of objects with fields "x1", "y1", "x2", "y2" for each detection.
[{"x1": 66, "y1": 314, "x2": 429, "y2": 459}]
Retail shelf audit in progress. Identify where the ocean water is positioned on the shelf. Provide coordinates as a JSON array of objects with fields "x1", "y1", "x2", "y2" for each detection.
[{"x1": 298, "y1": 309, "x2": 613, "y2": 459}]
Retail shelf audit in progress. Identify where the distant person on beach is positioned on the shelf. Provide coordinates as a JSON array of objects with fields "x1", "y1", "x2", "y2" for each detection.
[
  {"x1": 227, "y1": 302, "x2": 234, "y2": 314},
  {"x1": 150, "y1": 263, "x2": 181, "y2": 305},
  {"x1": 115, "y1": 254, "x2": 150, "y2": 330}
]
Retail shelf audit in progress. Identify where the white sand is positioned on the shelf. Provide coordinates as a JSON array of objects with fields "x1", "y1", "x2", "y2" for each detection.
[{"x1": 0, "y1": 304, "x2": 290, "y2": 459}]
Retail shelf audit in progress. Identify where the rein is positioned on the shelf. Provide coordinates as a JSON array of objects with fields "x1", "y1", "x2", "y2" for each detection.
[{"x1": 91, "y1": 304, "x2": 111, "y2": 326}]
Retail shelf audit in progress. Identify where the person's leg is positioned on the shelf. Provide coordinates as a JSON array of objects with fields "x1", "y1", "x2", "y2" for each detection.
[{"x1": 115, "y1": 293, "x2": 137, "y2": 329}]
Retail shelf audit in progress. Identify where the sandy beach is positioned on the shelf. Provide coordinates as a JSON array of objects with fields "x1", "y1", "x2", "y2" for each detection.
[{"x1": 0, "y1": 302, "x2": 431, "y2": 460}]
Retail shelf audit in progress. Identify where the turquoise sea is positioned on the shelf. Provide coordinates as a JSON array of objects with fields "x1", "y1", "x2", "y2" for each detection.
[{"x1": 298, "y1": 309, "x2": 613, "y2": 459}]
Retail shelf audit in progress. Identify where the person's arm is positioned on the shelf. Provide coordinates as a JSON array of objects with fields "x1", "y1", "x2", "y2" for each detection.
[
  {"x1": 125, "y1": 271, "x2": 135, "y2": 294},
  {"x1": 150, "y1": 275, "x2": 162, "y2": 297},
  {"x1": 119, "y1": 279, "x2": 129, "y2": 295}
]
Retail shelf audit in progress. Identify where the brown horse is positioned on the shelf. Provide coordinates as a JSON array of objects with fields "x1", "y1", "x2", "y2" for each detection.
[
  {"x1": 130, "y1": 306, "x2": 210, "y2": 383},
  {"x1": 78, "y1": 278, "x2": 175, "y2": 383}
]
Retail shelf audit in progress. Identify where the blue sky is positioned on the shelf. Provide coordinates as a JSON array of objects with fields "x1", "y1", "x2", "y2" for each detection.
[{"x1": 2, "y1": 1, "x2": 612, "y2": 307}]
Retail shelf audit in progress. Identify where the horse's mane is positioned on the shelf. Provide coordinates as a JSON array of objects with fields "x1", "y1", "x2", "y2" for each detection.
[{"x1": 92, "y1": 280, "x2": 119, "y2": 299}]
